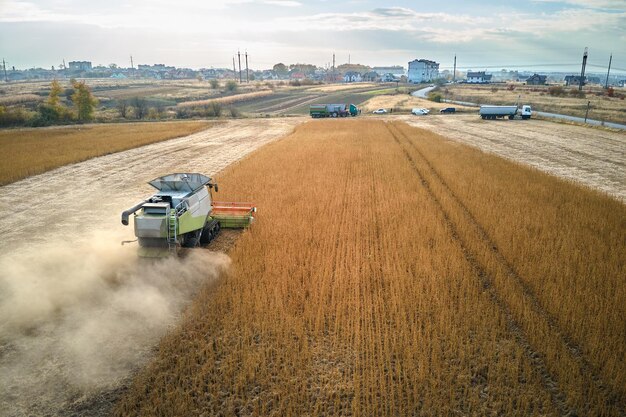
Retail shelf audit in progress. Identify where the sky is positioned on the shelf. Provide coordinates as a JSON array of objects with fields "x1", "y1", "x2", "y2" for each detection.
[{"x1": 0, "y1": 0, "x2": 624, "y2": 74}]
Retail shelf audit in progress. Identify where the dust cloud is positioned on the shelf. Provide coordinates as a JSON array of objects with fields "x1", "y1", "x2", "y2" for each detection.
[{"x1": 0, "y1": 230, "x2": 230, "y2": 417}]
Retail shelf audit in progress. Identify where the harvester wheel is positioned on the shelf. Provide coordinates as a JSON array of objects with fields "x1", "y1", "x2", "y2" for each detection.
[
  {"x1": 200, "y1": 220, "x2": 220, "y2": 244},
  {"x1": 182, "y1": 230, "x2": 201, "y2": 247},
  {"x1": 332, "y1": 112, "x2": 338, "y2": 118}
]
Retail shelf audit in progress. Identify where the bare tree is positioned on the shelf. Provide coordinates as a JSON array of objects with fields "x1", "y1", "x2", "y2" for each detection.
[
  {"x1": 117, "y1": 99, "x2": 129, "y2": 118},
  {"x1": 131, "y1": 97, "x2": 148, "y2": 119}
]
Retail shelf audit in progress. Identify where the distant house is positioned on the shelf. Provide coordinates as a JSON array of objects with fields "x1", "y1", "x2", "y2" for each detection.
[
  {"x1": 344, "y1": 71, "x2": 362, "y2": 83},
  {"x1": 362, "y1": 71, "x2": 379, "y2": 82},
  {"x1": 408, "y1": 59, "x2": 439, "y2": 83},
  {"x1": 290, "y1": 71, "x2": 306, "y2": 80},
  {"x1": 260, "y1": 70, "x2": 278, "y2": 80},
  {"x1": 68, "y1": 61, "x2": 92, "y2": 71},
  {"x1": 618, "y1": 80, "x2": 625, "y2": 87},
  {"x1": 565, "y1": 75, "x2": 585, "y2": 86},
  {"x1": 587, "y1": 76, "x2": 601, "y2": 85},
  {"x1": 526, "y1": 73, "x2": 547, "y2": 85},
  {"x1": 466, "y1": 71, "x2": 492, "y2": 84},
  {"x1": 372, "y1": 66, "x2": 405, "y2": 77},
  {"x1": 137, "y1": 64, "x2": 175, "y2": 73},
  {"x1": 381, "y1": 73, "x2": 400, "y2": 83}
]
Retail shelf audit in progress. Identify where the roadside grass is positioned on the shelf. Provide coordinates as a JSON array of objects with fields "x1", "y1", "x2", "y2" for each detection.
[
  {"x1": 0, "y1": 120, "x2": 212, "y2": 185},
  {"x1": 115, "y1": 120, "x2": 625, "y2": 416}
]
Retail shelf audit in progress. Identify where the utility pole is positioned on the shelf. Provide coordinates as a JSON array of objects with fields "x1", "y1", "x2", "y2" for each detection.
[
  {"x1": 605, "y1": 53, "x2": 612, "y2": 89},
  {"x1": 2, "y1": 59, "x2": 7, "y2": 82},
  {"x1": 332, "y1": 53, "x2": 335, "y2": 82},
  {"x1": 245, "y1": 51, "x2": 249, "y2": 83},
  {"x1": 130, "y1": 55, "x2": 134, "y2": 70},
  {"x1": 237, "y1": 50, "x2": 242, "y2": 83},
  {"x1": 579, "y1": 47, "x2": 588, "y2": 91},
  {"x1": 62, "y1": 59, "x2": 66, "y2": 70},
  {"x1": 453, "y1": 54, "x2": 457, "y2": 82},
  {"x1": 584, "y1": 100, "x2": 591, "y2": 123}
]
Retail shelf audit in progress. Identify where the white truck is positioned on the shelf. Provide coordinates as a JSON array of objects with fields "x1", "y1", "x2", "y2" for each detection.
[{"x1": 480, "y1": 105, "x2": 532, "y2": 120}]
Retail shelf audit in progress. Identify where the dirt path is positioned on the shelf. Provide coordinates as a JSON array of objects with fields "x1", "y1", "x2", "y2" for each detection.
[
  {"x1": 0, "y1": 118, "x2": 303, "y2": 253},
  {"x1": 396, "y1": 114, "x2": 626, "y2": 202}
]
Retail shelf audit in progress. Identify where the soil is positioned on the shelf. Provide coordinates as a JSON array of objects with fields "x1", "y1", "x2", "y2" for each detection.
[{"x1": 397, "y1": 114, "x2": 626, "y2": 202}]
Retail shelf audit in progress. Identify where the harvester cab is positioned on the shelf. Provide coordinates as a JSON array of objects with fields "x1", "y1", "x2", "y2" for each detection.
[{"x1": 121, "y1": 173, "x2": 255, "y2": 258}]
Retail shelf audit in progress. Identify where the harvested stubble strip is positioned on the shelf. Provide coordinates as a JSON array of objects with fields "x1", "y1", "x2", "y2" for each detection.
[
  {"x1": 177, "y1": 90, "x2": 274, "y2": 108},
  {"x1": 115, "y1": 120, "x2": 624, "y2": 417}
]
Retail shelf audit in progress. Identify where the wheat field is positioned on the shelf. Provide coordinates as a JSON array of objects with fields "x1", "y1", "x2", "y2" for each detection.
[
  {"x1": 114, "y1": 120, "x2": 626, "y2": 416},
  {"x1": 0, "y1": 120, "x2": 212, "y2": 185}
]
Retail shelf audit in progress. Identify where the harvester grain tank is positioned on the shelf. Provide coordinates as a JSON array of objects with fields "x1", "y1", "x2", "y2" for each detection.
[
  {"x1": 310, "y1": 103, "x2": 359, "y2": 118},
  {"x1": 121, "y1": 173, "x2": 255, "y2": 257},
  {"x1": 479, "y1": 105, "x2": 532, "y2": 120}
]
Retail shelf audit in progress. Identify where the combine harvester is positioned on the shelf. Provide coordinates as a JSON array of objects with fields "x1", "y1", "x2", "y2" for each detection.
[{"x1": 121, "y1": 173, "x2": 255, "y2": 257}]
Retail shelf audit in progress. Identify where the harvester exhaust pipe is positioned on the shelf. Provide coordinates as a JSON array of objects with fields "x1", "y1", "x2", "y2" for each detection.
[{"x1": 121, "y1": 200, "x2": 149, "y2": 225}]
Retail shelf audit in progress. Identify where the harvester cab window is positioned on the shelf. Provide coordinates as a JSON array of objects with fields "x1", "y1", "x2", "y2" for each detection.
[{"x1": 159, "y1": 195, "x2": 173, "y2": 207}]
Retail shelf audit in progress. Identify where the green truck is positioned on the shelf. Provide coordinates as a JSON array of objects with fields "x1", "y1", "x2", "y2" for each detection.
[{"x1": 310, "y1": 103, "x2": 359, "y2": 118}]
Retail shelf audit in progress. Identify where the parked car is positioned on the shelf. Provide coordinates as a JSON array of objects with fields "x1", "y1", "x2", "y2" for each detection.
[
  {"x1": 372, "y1": 108, "x2": 387, "y2": 114},
  {"x1": 411, "y1": 108, "x2": 428, "y2": 116},
  {"x1": 440, "y1": 107, "x2": 456, "y2": 113}
]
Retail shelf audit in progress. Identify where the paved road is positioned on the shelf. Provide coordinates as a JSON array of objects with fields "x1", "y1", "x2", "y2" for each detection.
[
  {"x1": 413, "y1": 86, "x2": 626, "y2": 130},
  {"x1": 412, "y1": 85, "x2": 436, "y2": 99}
]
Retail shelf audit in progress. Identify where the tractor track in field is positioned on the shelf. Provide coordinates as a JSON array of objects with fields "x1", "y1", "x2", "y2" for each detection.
[
  {"x1": 400, "y1": 115, "x2": 626, "y2": 203},
  {"x1": 386, "y1": 121, "x2": 625, "y2": 417},
  {"x1": 394, "y1": 122, "x2": 626, "y2": 415},
  {"x1": 390, "y1": 122, "x2": 626, "y2": 416}
]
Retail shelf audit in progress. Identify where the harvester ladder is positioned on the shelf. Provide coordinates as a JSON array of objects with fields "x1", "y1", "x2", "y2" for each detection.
[{"x1": 167, "y1": 208, "x2": 177, "y2": 252}]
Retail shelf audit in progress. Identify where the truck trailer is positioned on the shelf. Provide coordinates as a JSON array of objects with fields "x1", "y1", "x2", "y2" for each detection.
[
  {"x1": 310, "y1": 103, "x2": 359, "y2": 118},
  {"x1": 479, "y1": 105, "x2": 532, "y2": 120}
]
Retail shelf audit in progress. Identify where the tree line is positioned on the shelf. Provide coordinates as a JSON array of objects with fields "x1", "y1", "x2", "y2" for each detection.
[{"x1": 0, "y1": 79, "x2": 98, "y2": 127}]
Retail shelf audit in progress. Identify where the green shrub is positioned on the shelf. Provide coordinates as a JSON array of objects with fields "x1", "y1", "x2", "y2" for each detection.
[
  {"x1": 225, "y1": 81, "x2": 238, "y2": 92},
  {"x1": 428, "y1": 92, "x2": 443, "y2": 102}
]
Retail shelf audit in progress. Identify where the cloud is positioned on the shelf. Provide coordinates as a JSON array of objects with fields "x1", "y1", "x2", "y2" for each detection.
[
  {"x1": 532, "y1": 0, "x2": 626, "y2": 9},
  {"x1": 276, "y1": 6, "x2": 625, "y2": 44},
  {"x1": 0, "y1": 2, "x2": 623, "y2": 70},
  {"x1": 263, "y1": 0, "x2": 302, "y2": 6},
  {"x1": 0, "y1": 0, "x2": 75, "y2": 22}
]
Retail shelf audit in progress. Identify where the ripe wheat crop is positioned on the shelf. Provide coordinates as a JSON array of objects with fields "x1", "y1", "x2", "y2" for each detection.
[
  {"x1": 115, "y1": 120, "x2": 625, "y2": 416},
  {"x1": 0, "y1": 121, "x2": 212, "y2": 185}
]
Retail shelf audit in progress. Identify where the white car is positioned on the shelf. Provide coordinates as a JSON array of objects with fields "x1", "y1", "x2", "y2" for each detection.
[
  {"x1": 372, "y1": 108, "x2": 387, "y2": 114},
  {"x1": 411, "y1": 108, "x2": 429, "y2": 115}
]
